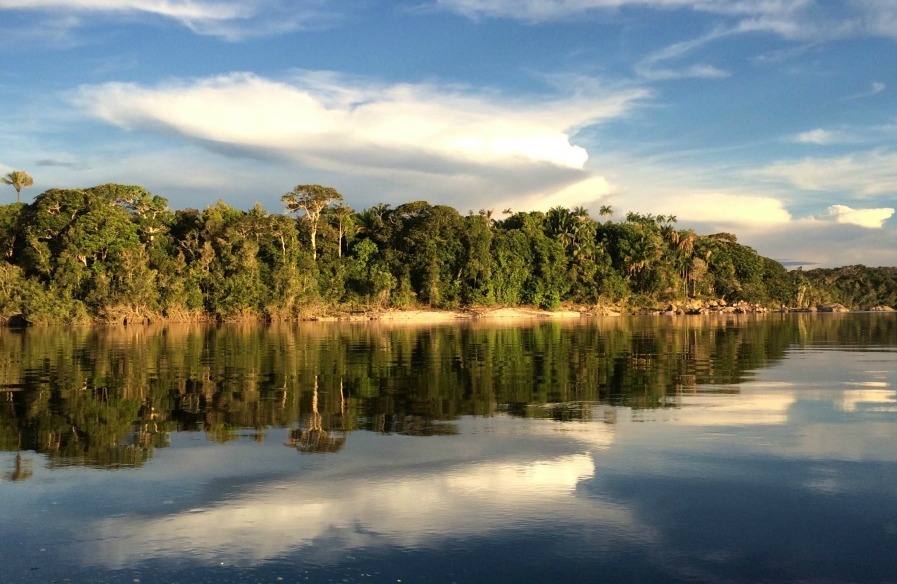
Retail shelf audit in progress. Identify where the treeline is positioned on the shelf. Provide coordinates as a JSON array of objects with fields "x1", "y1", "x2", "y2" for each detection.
[
  {"x1": 795, "y1": 265, "x2": 897, "y2": 309},
  {"x1": 0, "y1": 183, "x2": 891, "y2": 324}
]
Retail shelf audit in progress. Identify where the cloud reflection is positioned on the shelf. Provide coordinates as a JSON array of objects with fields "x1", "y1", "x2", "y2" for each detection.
[{"x1": 85, "y1": 420, "x2": 639, "y2": 568}]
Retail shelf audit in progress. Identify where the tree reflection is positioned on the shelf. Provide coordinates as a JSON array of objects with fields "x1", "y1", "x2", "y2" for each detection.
[
  {"x1": 287, "y1": 375, "x2": 346, "y2": 454},
  {"x1": 0, "y1": 314, "x2": 892, "y2": 469},
  {"x1": 2, "y1": 432, "x2": 33, "y2": 482}
]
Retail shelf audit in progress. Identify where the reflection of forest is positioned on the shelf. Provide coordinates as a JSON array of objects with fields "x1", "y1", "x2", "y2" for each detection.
[{"x1": 0, "y1": 314, "x2": 893, "y2": 472}]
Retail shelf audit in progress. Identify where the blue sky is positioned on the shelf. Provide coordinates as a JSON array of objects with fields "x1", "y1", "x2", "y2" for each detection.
[{"x1": 1, "y1": 0, "x2": 895, "y2": 267}]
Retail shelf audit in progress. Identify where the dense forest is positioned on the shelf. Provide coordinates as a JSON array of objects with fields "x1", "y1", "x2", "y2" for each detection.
[{"x1": 0, "y1": 182, "x2": 894, "y2": 325}]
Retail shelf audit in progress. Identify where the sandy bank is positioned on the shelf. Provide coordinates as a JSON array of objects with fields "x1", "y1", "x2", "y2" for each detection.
[{"x1": 314, "y1": 307, "x2": 591, "y2": 323}]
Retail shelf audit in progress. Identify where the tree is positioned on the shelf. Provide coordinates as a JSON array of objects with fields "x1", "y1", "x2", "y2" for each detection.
[
  {"x1": 2, "y1": 170, "x2": 33, "y2": 203},
  {"x1": 282, "y1": 185, "x2": 343, "y2": 260},
  {"x1": 329, "y1": 202, "x2": 354, "y2": 258},
  {"x1": 0, "y1": 203, "x2": 23, "y2": 259},
  {"x1": 676, "y1": 229, "x2": 698, "y2": 297}
]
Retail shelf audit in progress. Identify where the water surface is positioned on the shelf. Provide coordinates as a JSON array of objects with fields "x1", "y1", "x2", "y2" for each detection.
[{"x1": 1, "y1": 314, "x2": 896, "y2": 583}]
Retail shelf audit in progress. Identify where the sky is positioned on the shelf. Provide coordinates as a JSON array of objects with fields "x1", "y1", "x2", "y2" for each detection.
[{"x1": 0, "y1": 0, "x2": 895, "y2": 268}]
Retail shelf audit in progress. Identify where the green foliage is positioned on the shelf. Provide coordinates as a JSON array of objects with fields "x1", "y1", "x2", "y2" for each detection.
[
  {"x1": 2, "y1": 181, "x2": 887, "y2": 325},
  {"x1": 282, "y1": 184, "x2": 343, "y2": 261},
  {"x1": 345, "y1": 239, "x2": 396, "y2": 307},
  {"x1": 0, "y1": 203, "x2": 24, "y2": 259},
  {"x1": 460, "y1": 214, "x2": 494, "y2": 305},
  {"x1": 491, "y1": 229, "x2": 532, "y2": 305},
  {"x1": 798, "y1": 265, "x2": 897, "y2": 309}
]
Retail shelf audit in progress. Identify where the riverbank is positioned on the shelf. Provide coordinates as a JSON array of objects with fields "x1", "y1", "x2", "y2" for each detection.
[
  {"x1": 314, "y1": 306, "x2": 589, "y2": 323},
  {"x1": 310, "y1": 300, "x2": 896, "y2": 323},
  {"x1": 4, "y1": 300, "x2": 894, "y2": 327}
]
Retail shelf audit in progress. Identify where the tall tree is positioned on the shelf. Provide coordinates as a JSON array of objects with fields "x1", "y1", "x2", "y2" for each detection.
[
  {"x1": 330, "y1": 202, "x2": 354, "y2": 258},
  {"x1": 282, "y1": 185, "x2": 342, "y2": 260},
  {"x1": 2, "y1": 170, "x2": 33, "y2": 203}
]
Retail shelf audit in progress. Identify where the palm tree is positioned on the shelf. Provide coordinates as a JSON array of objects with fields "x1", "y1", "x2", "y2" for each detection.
[
  {"x1": 372, "y1": 202, "x2": 390, "y2": 222},
  {"x1": 479, "y1": 208, "x2": 494, "y2": 224},
  {"x1": 598, "y1": 204, "x2": 613, "y2": 221},
  {"x1": 2, "y1": 170, "x2": 33, "y2": 203}
]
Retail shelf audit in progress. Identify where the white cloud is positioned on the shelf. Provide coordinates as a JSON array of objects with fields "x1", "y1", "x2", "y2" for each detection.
[
  {"x1": 736, "y1": 219, "x2": 897, "y2": 267},
  {"x1": 631, "y1": 27, "x2": 735, "y2": 80},
  {"x1": 73, "y1": 71, "x2": 647, "y2": 208},
  {"x1": 0, "y1": 0, "x2": 250, "y2": 20},
  {"x1": 435, "y1": 0, "x2": 897, "y2": 41},
  {"x1": 640, "y1": 191, "x2": 792, "y2": 226},
  {"x1": 754, "y1": 151, "x2": 897, "y2": 197},
  {"x1": 789, "y1": 121, "x2": 893, "y2": 148},
  {"x1": 575, "y1": 151, "x2": 897, "y2": 267},
  {"x1": 846, "y1": 81, "x2": 887, "y2": 101},
  {"x1": 495, "y1": 175, "x2": 615, "y2": 214},
  {"x1": 435, "y1": 0, "x2": 808, "y2": 22},
  {"x1": 76, "y1": 72, "x2": 645, "y2": 170},
  {"x1": 854, "y1": 0, "x2": 897, "y2": 40},
  {"x1": 793, "y1": 128, "x2": 835, "y2": 145},
  {"x1": 0, "y1": 0, "x2": 336, "y2": 40},
  {"x1": 826, "y1": 204, "x2": 894, "y2": 229}
]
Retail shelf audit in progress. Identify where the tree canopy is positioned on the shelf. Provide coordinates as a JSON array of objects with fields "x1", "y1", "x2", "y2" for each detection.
[
  {"x1": 282, "y1": 184, "x2": 343, "y2": 261},
  {"x1": 0, "y1": 181, "x2": 893, "y2": 325}
]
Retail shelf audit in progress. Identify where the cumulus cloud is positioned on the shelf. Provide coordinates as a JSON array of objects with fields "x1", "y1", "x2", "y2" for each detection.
[
  {"x1": 73, "y1": 71, "x2": 647, "y2": 207},
  {"x1": 0, "y1": 0, "x2": 336, "y2": 40},
  {"x1": 825, "y1": 204, "x2": 894, "y2": 229}
]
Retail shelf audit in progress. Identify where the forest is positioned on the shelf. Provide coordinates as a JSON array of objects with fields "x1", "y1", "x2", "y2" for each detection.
[{"x1": 0, "y1": 182, "x2": 894, "y2": 325}]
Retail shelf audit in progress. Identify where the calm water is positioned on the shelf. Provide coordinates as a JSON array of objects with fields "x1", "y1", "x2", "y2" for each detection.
[{"x1": 1, "y1": 314, "x2": 896, "y2": 584}]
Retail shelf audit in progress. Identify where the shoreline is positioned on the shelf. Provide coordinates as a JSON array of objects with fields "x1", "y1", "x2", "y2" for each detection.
[
  {"x1": 3, "y1": 302, "x2": 894, "y2": 328},
  {"x1": 315, "y1": 307, "x2": 590, "y2": 323},
  {"x1": 310, "y1": 301, "x2": 896, "y2": 324}
]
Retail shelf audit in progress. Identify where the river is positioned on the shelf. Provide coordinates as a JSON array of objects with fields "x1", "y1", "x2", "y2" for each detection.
[{"x1": 1, "y1": 313, "x2": 896, "y2": 583}]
